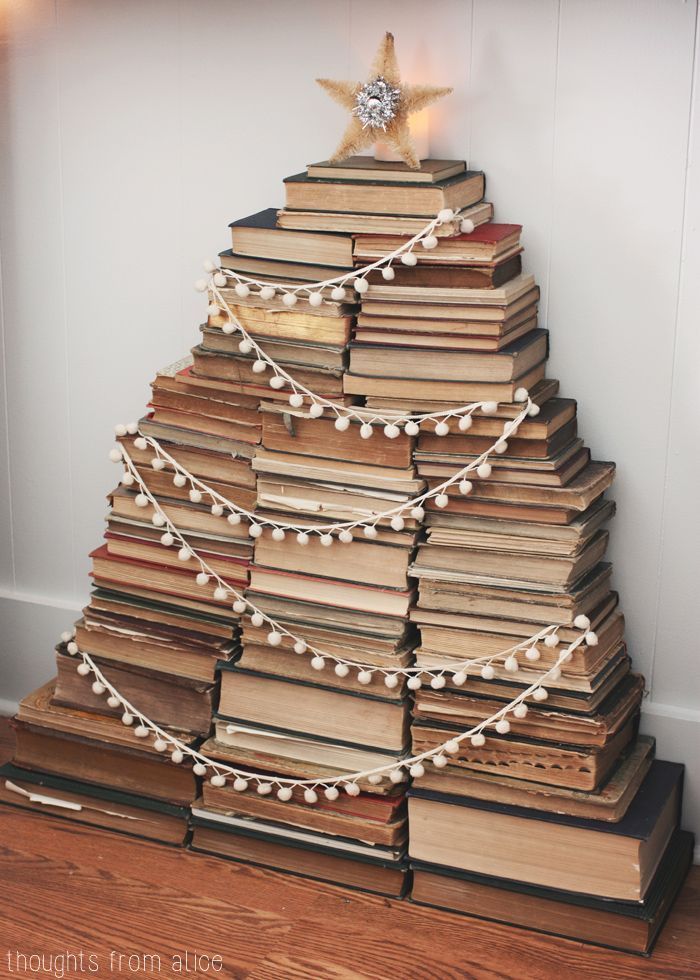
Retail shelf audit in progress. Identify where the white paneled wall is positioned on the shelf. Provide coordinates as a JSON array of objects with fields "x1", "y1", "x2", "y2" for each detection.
[{"x1": 0, "y1": 0, "x2": 699, "y2": 844}]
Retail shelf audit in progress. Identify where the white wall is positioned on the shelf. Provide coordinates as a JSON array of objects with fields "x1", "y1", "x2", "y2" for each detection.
[{"x1": 1, "y1": 0, "x2": 699, "y2": 845}]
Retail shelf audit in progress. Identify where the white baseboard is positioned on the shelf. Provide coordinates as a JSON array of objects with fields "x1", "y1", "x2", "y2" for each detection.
[{"x1": 0, "y1": 698, "x2": 18, "y2": 717}]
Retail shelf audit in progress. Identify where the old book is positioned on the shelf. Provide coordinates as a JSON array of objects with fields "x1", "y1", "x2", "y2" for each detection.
[
  {"x1": 137, "y1": 416, "x2": 258, "y2": 460},
  {"x1": 414, "y1": 735, "x2": 655, "y2": 821},
  {"x1": 365, "y1": 254, "x2": 522, "y2": 288},
  {"x1": 109, "y1": 486, "x2": 249, "y2": 541},
  {"x1": 407, "y1": 761, "x2": 683, "y2": 901},
  {"x1": 86, "y1": 587, "x2": 236, "y2": 640},
  {"x1": 105, "y1": 532, "x2": 249, "y2": 583},
  {"x1": 364, "y1": 272, "x2": 535, "y2": 305},
  {"x1": 353, "y1": 315, "x2": 537, "y2": 352},
  {"x1": 215, "y1": 285, "x2": 354, "y2": 318},
  {"x1": 344, "y1": 360, "x2": 546, "y2": 404},
  {"x1": 254, "y1": 535, "x2": 413, "y2": 590},
  {"x1": 0, "y1": 764, "x2": 189, "y2": 846},
  {"x1": 217, "y1": 668, "x2": 409, "y2": 752},
  {"x1": 229, "y1": 208, "x2": 354, "y2": 266},
  {"x1": 307, "y1": 156, "x2": 467, "y2": 184},
  {"x1": 247, "y1": 589, "x2": 410, "y2": 640},
  {"x1": 360, "y1": 285, "x2": 539, "y2": 322},
  {"x1": 200, "y1": 328, "x2": 347, "y2": 372},
  {"x1": 105, "y1": 518, "x2": 252, "y2": 562},
  {"x1": 348, "y1": 330, "x2": 548, "y2": 382},
  {"x1": 53, "y1": 648, "x2": 214, "y2": 736},
  {"x1": 364, "y1": 377, "x2": 558, "y2": 419},
  {"x1": 208, "y1": 303, "x2": 354, "y2": 346},
  {"x1": 191, "y1": 347, "x2": 345, "y2": 397},
  {"x1": 417, "y1": 443, "x2": 590, "y2": 489},
  {"x1": 13, "y1": 683, "x2": 197, "y2": 804},
  {"x1": 276, "y1": 200, "x2": 493, "y2": 236},
  {"x1": 419, "y1": 418, "x2": 577, "y2": 460},
  {"x1": 248, "y1": 565, "x2": 414, "y2": 619},
  {"x1": 218, "y1": 249, "x2": 353, "y2": 283},
  {"x1": 354, "y1": 223, "x2": 522, "y2": 263},
  {"x1": 150, "y1": 369, "x2": 261, "y2": 423},
  {"x1": 410, "y1": 829, "x2": 693, "y2": 955},
  {"x1": 253, "y1": 447, "x2": 422, "y2": 493},
  {"x1": 190, "y1": 808, "x2": 409, "y2": 898},
  {"x1": 283, "y1": 170, "x2": 485, "y2": 216},
  {"x1": 256, "y1": 477, "x2": 423, "y2": 526}
]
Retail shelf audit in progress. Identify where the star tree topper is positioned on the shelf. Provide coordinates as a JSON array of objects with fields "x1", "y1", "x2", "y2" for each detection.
[{"x1": 317, "y1": 32, "x2": 452, "y2": 170}]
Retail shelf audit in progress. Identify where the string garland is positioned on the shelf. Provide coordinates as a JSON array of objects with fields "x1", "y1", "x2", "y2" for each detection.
[
  {"x1": 63, "y1": 634, "x2": 583, "y2": 799},
  {"x1": 110, "y1": 397, "x2": 532, "y2": 541},
  {"x1": 103, "y1": 439, "x2": 598, "y2": 683},
  {"x1": 195, "y1": 205, "x2": 478, "y2": 304}
]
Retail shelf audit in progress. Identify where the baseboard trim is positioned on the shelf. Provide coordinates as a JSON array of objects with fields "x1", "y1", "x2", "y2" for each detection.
[{"x1": 0, "y1": 586, "x2": 82, "y2": 613}]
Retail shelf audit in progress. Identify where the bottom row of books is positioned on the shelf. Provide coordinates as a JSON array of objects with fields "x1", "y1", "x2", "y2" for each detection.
[{"x1": 0, "y1": 688, "x2": 691, "y2": 959}]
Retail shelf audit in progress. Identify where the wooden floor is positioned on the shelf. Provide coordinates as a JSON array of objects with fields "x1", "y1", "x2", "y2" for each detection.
[{"x1": 0, "y1": 720, "x2": 698, "y2": 979}]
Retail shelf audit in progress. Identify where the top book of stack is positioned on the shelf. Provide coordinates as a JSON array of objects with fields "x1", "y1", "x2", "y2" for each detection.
[{"x1": 277, "y1": 157, "x2": 491, "y2": 236}]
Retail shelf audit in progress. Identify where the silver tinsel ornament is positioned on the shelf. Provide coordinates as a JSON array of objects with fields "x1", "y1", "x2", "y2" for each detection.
[{"x1": 353, "y1": 76, "x2": 401, "y2": 131}]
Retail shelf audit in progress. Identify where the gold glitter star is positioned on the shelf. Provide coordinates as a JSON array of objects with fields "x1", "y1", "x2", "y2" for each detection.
[{"x1": 317, "y1": 32, "x2": 452, "y2": 170}]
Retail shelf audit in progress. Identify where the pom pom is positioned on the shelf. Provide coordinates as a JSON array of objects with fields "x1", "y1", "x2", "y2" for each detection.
[
  {"x1": 308, "y1": 402, "x2": 324, "y2": 418},
  {"x1": 532, "y1": 686, "x2": 549, "y2": 702},
  {"x1": 151, "y1": 457, "x2": 166, "y2": 471},
  {"x1": 430, "y1": 675, "x2": 446, "y2": 690},
  {"x1": 269, "y1": 375, "x2": 285, "y2": 390},
  {"x1": 471, "y1": 732, "x2": 486, "y2": 747},
  {"x1": 504, "y1": 655, "x2": 519, "y2": 672},
  {"x1": 477, "y1": 462, "x2": 492, "y2": 479},
  {"x1": 409, "y1": 762, "x2": 425, "y2": 778},
  {"x1": 213, "y1": 587, "x2": 227, "y2": 601},
  {"x1": 433, "y1": 754, "x2": 448, "y2": 768},
  {"x1": 296, "y1": 531, "x2": 309, "y2": 546},
  {"x1": 257, "y1": 783, "x2": 273, "y2": 796},
  {"x1": 108, "y1": 447, "x2": 122, "y2": 463},
  {"x1": 194, "y1": 278, "x2": 208, "y2": 292},
  {"x1": 354, "y1": 278, "x2": 369, "y2": 294},
  {"x1": 171, "y1": 749, "x2": 184, "y2": 764},
  {"x1": 267, "y1": 631, "x2": 283, "y2": 646},
  {"x1": 160, "y1": 532, "x2": 174, "y2": 547},
  {"x1": 435, "y1": 494, "x2": 449, "y2": 509},
  {"x1": 514, "y1": 387, "x2": 529, "y2": 403},
  {"x1": 528, "y1": 403, "x2": 541, "y2": 417},
  {"x1": 334, "y1": 663, "x2": 350, "y2": 678},
  {"x1": 339, "y1": 529, "x2": 353, "y2": 544},
  {"x1": 389, "y1": 769, "x2": 405, "y2": 784},
  {"x1": 248, "y1": 524, "x2": 263, "y2": 538},
  {"x1": 390, "y1": 515, "x2": 405, "y2": 531},
  {"x1": 381, "y1": 266, "x2": 395, "y2": 280},
  {"x1": 363, "y1": 525, "x2": 378, "y2": 538},
  {"x1": 345, "y1": 782, "x2": 360, "y2": 796},
  {"x1": 411, "y1": 506, "x2": 425, "y2": 521},
  {"x1": 549, "y1": 666, "x2": 562, "y2": 681},
  {"x1": 360, "y1": 423, "x2": 373, "y2": 439},
  {"x1": 481, "y1": 664, "x2": 495, "y2": 680},
  {"x1": 513, "y1": 703, "x2": 528, "y2": 719},
  {"x1": 234, "y1": 282, "x2": 250, "y2": 298},
  {"x1": 460, "y1": 218, "x2": 475, "y2": 234},
  {"x1": 277, "y1": 787, "x2": 293, "y2": 802},
  {"x1": 308, "y1": 291, "x2": 323, "y2": 307},
  {"x1": 544, "y1": 633, "x2": 560, "y2": 648},
  {"x1": 384, "y1": 423, "x2": 401, "y2": 439},
  {"x1": 434, "y1": 421, "x2": 450, "y2": 437},
  {"x1": 458, "y1": 414, "x2": 473, "y2": 431},
  {"x1": 259, "y1": 285, "x2": 275, "y2": 300},
  {"x1": 282, "y1": 292, "x2": 297, "y2": 307},
  {"x1": 114, "y1": 423, "x2": 127, "y2": 437},
  {"x1": 250, "y1": 612, "x2": 264, "y2": 628},
  {"x1": 445, "y1": 740, "x2": 460, "y2": 755},
  {"x1": 61, "y1": 630, "x2": 74, "y2": 643},
  {"x1": 437, "y1": 208, "x2": 455, "y2": 222},
  {"x1": 334, "y1": 415, "x2": 350, "y2": 431},
  {"x1": 252, "y1": 359, "x2": 267, "y2": 374},
  {"x1": 173, "y1": 473, "x2": 187, "y2": 488},
  {"x1": 324, "y1": 786, "x2": 340, "y2": 801},
  {"x1": 525, "y1": 647, "x2": 541, "y2": 662},
  {"x1": 120, "y1": 473, "x2": 134, "y2": 486},
  {"x1": 330, "y1": 286, "x2": 347, "y2": 301},
  {"x1": 401, "y1": 252, "x2": 418, "y2": 266},
  {"x1": 271, "y1": 527, "x2": 286, "y2": 542},
  {"x1": 574, "y1": 615, "x2": 591, "y2": 630},
  {"x1": 459, "y1": 480, "x2": 473, "y2": 495},
  {"x1": 222, "y1": 320, "x2": 236, "y2": 335},
  {"x1": 319, "y1": 533, "x2": 332, "y2": 548},
  {"x1": 585, "y1": 631, "x2": 599, "y2": 646},
  {"x1": 407, "y1": 676, "x2": 422, "y2": 691},
  {"x1": 289, "y1": 393, "x2": 304, "y2": 408},
  {"x1": 154, "y1": 738, "x2": 168, "y2": 753},
  {"x1": 421, "y1": 235, "x2": 438, "y2": 250},
  {"x1": 134, "y1": 436, "x2": 148, "y2": 451},
  {"x1": 452, "y1": 670, "x2": 467, "y2": 686},
  {"x1": 293, "y1": 640, "x2": 307, "y2": 655},
  {"x1": 404, "y1": 420, "x2": 420, "y2": 436},
  {"x1": 134, "y1": 725, "x2": 149, "y2": 738},
  {"x1": 357, "y1": 670, "x2": 373, "y2": 685},
  {"x1": 177, "y1": 547, "x2": 191, "y2": 562},
  {"x1": 238, "y1": 338, "x2": 253, "y2": 354},
  {"x1": 107, "y1": 696, "x2": 121, "y2": 709},
  {"x1": 495, "y1": 440, "x2": 508, "y2": 454},
  {"x1": 213, "y1": 271, "x2": 227, "y2": 288},
  {"x1": 121, "y1": 712, "x2": 134, "y2": 726},
  {"x1": 367, "y1": 774, "x2": 383, "y2": 785},
  {"x1": 384, "y1": 674, "x2": 399, "y2": 689},
  {"x1": 76, "y1": 662, "x2": 91, "y2": 676},
  {"x1": 134, "y1": 494, "x2": 149, "y2": 508},
  {"x1": 495, "y1": 719, "x2": 511, "y2": 734},
  {"x1": 126, "y1": 422, "x2": 139, "y2": 435},
  {"x1": 210, "y1": 773, "x2": 226, "y2": 787},
  {"x1": 91, "y1": 680, "x2": 106, "y2": 695},
  {"x1": 203, "y1": 258, "x2": 217, "y2": 273},
  {"x1": 232, "y1": 599, "x2": 247, "y2": 614},
  {"x1": 481, "y1": 401, "x2": 498, "y2": 416},
  {"x1": 233, "y1": 777, "x2": 248, "y2": 792},
  {"x1": 67, "y1": 641, "x2": 79, "y2": 655},
  {"x1": 211, "y1": 503, "x2": 224, "y2": 517},
  {"x1": 227, "y1": 512, "x2": 241, "y2": 525},
  {"x1": 207, "y1": 303, "x2": 220, "y2": 317},
  {"x1": 189, "y1": 488, "x2": 202, "y2": 503},
  {"x1": 303, "y1": 788, "x2": 318, "y2": 805},
  {"x1": 310, "y1": 656, "x2": 325, "y2": 671},
  {"x1": 193, "y1": 763, "x2": 207, "y2": 777}
]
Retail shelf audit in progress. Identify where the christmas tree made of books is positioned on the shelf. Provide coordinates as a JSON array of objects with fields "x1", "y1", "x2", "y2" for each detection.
[{"x1": 1, "y1": 33, "x2": 692, "y2": 956}]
